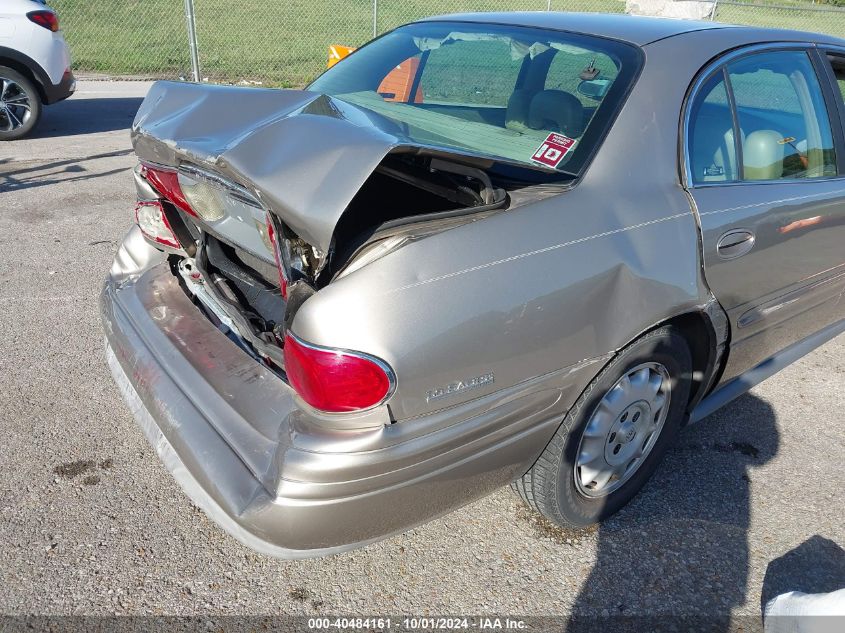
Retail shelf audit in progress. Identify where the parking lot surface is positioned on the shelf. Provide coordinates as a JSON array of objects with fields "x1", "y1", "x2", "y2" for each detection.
[{"x1": 0, "y1": 81, "x2": 843, "y2": 620}]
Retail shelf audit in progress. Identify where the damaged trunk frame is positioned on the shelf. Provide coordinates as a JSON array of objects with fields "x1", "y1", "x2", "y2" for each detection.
[{"x1": 146, "y1": 148, "x2": 534, "y2": 379}]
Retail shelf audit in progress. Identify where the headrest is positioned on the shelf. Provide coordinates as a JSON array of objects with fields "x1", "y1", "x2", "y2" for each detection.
[
  {"x1": 743, "y1": 130, "x2": 785, "y2": 181},
  {"x1": 528, "y1": 90, "x2": 585, "y2": 138}
]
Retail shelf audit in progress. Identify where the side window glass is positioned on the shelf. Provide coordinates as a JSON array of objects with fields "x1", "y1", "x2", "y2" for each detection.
[
  {"x1": 689, "y1": 71, "x2": 739, "y2": 184},
  {"x1": 728, "y1": 51, "x2": 837, "y2": 180}
]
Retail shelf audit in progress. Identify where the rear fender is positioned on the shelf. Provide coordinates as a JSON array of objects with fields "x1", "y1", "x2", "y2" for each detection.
[
  {"x1": 291, "y1": 179, "x2": 710, "y2": 422},
  {"x1": 0, "y1": 46, "x2": 49, "y2": 102}
]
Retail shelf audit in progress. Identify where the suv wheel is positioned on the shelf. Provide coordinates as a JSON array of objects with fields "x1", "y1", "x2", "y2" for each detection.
[
  {"x1": 513, "y1": 325, "x2": 693, "y2": 528},
  {"x1": 0, "y1": 66, "x2": 42, "y2": 140}
]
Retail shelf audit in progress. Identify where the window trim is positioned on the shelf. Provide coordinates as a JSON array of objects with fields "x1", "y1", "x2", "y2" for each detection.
[
  {"x1": 723, "y1": 66, "x2": 745, "y2": 181},
  {"x1": 815, "y1": 46, "x2": 845, "y2": 175},
  {"x1": 682, "y1": 42, "x2": 843, "y2": 189}
]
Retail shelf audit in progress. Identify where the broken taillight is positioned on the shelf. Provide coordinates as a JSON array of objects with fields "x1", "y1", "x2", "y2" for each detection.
[
  {"x1": 283, "y1": 332, "x2": 394, "y2": 413},
  {"x1": 135, "y1": 201, "x2": 181, "y2": 249},
  {"x1": 141, "y1": 163, "x2": 197, "y2": 217},
  {"x1": 266, "y1": 212, "x2": 289, "y2": 299}
]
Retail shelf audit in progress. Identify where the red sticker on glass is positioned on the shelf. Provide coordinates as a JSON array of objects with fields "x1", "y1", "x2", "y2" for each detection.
[{"x1": 531, "y1": 133, "x2": 576, "y2": 168}]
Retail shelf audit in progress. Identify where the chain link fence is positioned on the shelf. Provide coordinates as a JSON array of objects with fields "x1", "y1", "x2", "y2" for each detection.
[
  {"x1": 714, "y1": 0, "x2": 845, "y2": 32},
  {"x1": 51, "y1": 0, "x2": 843, "y2": 87},
  {"x1": 50, "y1": 0, "x2": 190, "y2": 79}
]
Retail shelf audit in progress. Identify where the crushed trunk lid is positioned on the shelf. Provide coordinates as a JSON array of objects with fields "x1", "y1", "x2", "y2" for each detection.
[{"x1": 133, "y1": 81, "x2": 407, "y2": 255}]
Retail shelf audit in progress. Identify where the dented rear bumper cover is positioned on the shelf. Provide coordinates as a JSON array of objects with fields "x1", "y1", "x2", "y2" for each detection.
[{"x1": 101, "y1": 228, "x2": 599, "y2": 557}]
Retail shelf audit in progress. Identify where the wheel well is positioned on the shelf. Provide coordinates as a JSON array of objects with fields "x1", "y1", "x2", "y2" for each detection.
[
  {"x1": 0, "y1": 57, "x2": 47, "y2": 103},
  {"x1": 662, "y1": 310, "x2": 724, "y2": 418}
]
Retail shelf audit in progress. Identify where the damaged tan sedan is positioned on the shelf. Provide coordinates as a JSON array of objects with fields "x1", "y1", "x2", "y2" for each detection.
[{"x1": 102, "y1": 13, "x2": 845, "y2": 557}]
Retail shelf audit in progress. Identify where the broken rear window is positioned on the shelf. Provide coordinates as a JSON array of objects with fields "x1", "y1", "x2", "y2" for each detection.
[{"x1": 309, "y1": 21, "x2": 641, "y2": 176}]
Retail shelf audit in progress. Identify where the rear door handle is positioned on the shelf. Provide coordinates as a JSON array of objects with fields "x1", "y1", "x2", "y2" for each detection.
[{"x1": 716, "y1": 229, "x2": 755, "y2": 260}]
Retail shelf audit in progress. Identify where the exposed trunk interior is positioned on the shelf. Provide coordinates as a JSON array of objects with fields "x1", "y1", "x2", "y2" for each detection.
[
  {"x1": 324, "y1": 153, "x2": 507, "y2": 281},
  {"x1": 158, "y1": 152, "x2": 517, "y2": 373}
]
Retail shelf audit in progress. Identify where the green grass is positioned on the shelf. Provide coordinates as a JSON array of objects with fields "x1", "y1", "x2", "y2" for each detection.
[
  {"x1": 47, "y1": 0, "x2": 621, "y2": 85},
  {"x1": 51, "y1": 0, "x2": 191, "y2": 78},
  {"x1": 50, "y1": 0, "x2": 843, "y2": 87},
  {"x1": 715, "y1": 2, "x2": 845, "y2": 34}
]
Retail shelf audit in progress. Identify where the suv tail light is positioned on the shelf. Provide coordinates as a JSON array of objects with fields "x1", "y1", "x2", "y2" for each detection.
[
  {"x1": 135, "y1": 201, "x2": 181, "y2": 249},
  {"x1": 283, "y1": 332, "x2": 394, "y2": 413},
  {"x1": 27, "y1": 10, "x2": 59, "y2": 32},
  {"x1": 140, "y1": 163, "x2": 197, "y2": 217}
]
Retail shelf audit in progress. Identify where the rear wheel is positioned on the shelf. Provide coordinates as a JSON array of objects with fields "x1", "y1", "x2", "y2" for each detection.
[
  {"x1": 0, "y1": 67, "x2": 42, "y2": 140},
  {"x1": 513, "y1": 326, "x2": 692, "y2": 528}
]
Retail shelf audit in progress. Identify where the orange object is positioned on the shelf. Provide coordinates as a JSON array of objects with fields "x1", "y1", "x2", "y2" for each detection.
[
  {"x1": 327, "y1": 46, "x2": 424, "y2": 103},
  {"x1": 377, "y1": 57, "x2": 423, "y2": 103},
  {"x1": 327, "y1": 45, "x2": 356, "y2": 68}
]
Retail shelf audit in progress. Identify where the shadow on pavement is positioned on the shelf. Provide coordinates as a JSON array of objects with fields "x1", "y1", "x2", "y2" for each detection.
[
  {"x1": 27, "y1": 97, "x2": 143, "y2": 138},
  {"x1": 761, "y1": 536, "x2": 845, "y2": 612},
  {"x1": 0, "y1": 149, "x2": 133, "y2": 192},
  {"x1": 567, "y1": 393, "x2": 780, "y2": 632}
]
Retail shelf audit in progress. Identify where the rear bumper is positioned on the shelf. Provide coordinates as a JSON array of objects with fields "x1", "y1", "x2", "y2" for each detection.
[
  {"x1": 102, "y1": 227, "x2": 597, "y2": 558},
  {"x1": 42, "y1": 70, "x2": 75, "y2": 105}
]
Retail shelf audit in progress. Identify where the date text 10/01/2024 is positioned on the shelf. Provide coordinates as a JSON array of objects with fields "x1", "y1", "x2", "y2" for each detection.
[{"x1": 307, "y1": 618, "x2": 528, "y2": 630}]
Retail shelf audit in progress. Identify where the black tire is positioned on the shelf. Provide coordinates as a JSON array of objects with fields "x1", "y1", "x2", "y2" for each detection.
[
  {"x1": 0, "y1": 66, "x2": 42, "y2": 141},
  {"x1": 513, "y1": 325, "x2": 693, "y2": 528}
]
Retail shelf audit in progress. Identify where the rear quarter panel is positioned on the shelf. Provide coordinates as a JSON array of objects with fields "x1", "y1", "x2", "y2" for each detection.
[{"x1": 294, "y1": 186, "x2": 702, "y2": 421}]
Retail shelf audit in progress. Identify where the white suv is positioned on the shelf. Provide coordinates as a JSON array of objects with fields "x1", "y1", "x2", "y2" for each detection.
[{"x1": 0, "y1": 0, "x2": 74, "y2": 140}]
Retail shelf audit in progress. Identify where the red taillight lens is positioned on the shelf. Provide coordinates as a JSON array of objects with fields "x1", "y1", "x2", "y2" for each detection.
[
  {"x1": 266, "y1": 213, "x2": 288, "y2": 299},
  {"x1": 141, "y1": 164, "x2": 197, "y2": 217},
  {"x1": 283, "y1": 332, "x2": 394, "y2": 413},
  {"x1": 27, "y1": 10, "x2": 59, "y2": 32},
  {"x1": 135, "y1": 201, "x2": 181, "y2": 249}
]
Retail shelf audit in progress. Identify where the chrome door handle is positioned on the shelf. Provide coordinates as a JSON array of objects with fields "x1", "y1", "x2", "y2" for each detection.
[{"x1": 716, "y1": 229, "x2": 755, "y2": 260}]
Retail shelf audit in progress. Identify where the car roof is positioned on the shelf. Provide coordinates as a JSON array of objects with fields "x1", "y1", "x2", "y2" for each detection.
[{"x1": 419, "y1": 12, "x2": 845, "y2": 47}]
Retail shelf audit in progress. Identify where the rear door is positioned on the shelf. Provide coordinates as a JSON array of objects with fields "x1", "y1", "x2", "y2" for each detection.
[{"x1": 685, "y1": 44, "x2": 845, "y2": 383}]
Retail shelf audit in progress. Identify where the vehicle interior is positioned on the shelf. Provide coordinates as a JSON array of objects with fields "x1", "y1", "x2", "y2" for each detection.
[
  {"x1": 689, "y1": 51, "x2": 837, "y2": 184},
  {"x1": 367, "y1": 36, "x2": 618, "y2": 158},
  {"x1": 310, "y1": 24, "x2": 630, "y2": 171}
]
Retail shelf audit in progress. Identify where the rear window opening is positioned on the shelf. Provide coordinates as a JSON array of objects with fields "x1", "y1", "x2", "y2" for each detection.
[{"x1": 309, "y1": 20, "x2": 642, "y2": 177}]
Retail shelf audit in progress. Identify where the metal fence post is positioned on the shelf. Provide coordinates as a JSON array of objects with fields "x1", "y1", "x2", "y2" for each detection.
[
  {"x1": 184, "y1": 0, "x2": 201, "y2": 81},
  {"x1": 710, "y1": 0, "x2": 719, "y2": 20},
  {"x1": 547, "y1": 0, "x2": 552, "y2": 10},
  {"x1": 373, "y1": 0, "x2": 379, "y2": 38}
]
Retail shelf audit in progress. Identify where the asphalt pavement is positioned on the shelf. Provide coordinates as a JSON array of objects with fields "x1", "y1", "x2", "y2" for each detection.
[{"x1": 0, "y1": 81, "x2": 843, "y2": 622}]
